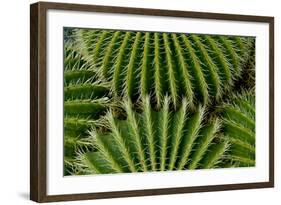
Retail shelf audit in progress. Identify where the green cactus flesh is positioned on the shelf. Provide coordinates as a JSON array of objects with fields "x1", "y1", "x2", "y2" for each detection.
[
  {"x1": 75, "y1": 98, "x2": 230, "y2": 174},
  {"x1": 218, "y1": 90, "x2": 255, "y2": 167},
  {"x1": 63, "y1": 42, "x2": 112, "y2": 174},
  {"x1": 76, "y1": 29, "x2": 254, "y2": 109},
  {"x1": 63, "y1": 27, "x2": 256, "y2": 175}
]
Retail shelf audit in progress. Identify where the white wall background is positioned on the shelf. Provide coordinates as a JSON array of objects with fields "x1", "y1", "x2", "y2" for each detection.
[{"x1": 0, "y1": 0, "x2": 279, "y2": 204}]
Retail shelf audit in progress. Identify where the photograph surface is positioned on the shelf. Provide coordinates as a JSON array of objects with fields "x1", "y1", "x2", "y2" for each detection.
[{"x1": 63, "y1": 27, "x2": 255, "y2": 176}]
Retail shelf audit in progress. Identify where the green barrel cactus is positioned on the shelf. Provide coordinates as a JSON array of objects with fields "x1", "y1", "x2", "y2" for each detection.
[
  {"x1": 76, "y1": 29, "x2": 254, "y2": 109},
  {"x1": 218, "y1": 89, "x2": 255, "y2": 167},
  {"x1": 74, "y1": 97, "x2": 230, "y2": 174},
  {"x1": 64, "y1": 42, "x2": 114, "y2": 174},
  {"x1": 63, "y1": 27, "x2": 256, "y2": 176}
]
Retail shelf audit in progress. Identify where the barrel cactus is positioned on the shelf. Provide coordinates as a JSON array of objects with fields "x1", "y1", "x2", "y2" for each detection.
[
  {"x1": 76, "y1": 29, "x2": 254, "y2": 109},
  {"x1": 64, "y1": 42, "x2": 114, "y2": 174},
  {"x1": 75, "y1": 97, "x2": 229, "y2": 174},
  {"x1": 218, "y1": 89, "x2": 255, "y2": 167},
  {"x1": 63, "y1": 27, "x2": 256, "y2": 176}
]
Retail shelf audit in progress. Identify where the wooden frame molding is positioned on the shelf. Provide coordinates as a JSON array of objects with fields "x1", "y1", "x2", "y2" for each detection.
[{"x1": 30, "y1": 1, "x2": 274, "y2": 202}]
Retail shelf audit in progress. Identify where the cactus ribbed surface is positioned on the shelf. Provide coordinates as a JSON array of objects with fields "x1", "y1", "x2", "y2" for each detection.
[
  {"x1": 64, "y1": 42, "x2": 112, "y2": 174},
  {"x1": 76, "y1": 98, "x2": 229, "y2": 174},
  {"x1": 219, "y1": 90, "x2": 255, "y2": 167},
  {"x1": 63, "y1": 27, "x2": 256, "y2": 176},
  {"x1": 76, "y1": 29, "x2": 254, "y2": 109}
]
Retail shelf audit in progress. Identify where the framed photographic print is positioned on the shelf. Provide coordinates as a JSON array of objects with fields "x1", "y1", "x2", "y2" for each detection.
[{"x1": 30, "y1": 1, "x2": 274, "y2": 202}]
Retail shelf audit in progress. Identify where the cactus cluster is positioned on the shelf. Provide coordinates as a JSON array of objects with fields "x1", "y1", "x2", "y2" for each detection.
[{"x1": 63, "y1": 28, "x2": 255, "y2": 175}]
